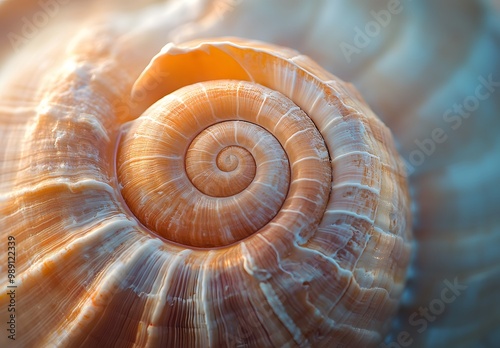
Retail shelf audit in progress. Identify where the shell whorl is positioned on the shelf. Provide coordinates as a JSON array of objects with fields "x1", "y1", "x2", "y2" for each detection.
[
  {"x1": 117, "y1": 80, "x2": 330, "y2": 248},
  {"x1": 0, "y1": 38, "x2": 411, "y2": 347}
]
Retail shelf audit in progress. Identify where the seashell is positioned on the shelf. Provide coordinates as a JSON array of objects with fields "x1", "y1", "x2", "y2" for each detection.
[
  {"x1": 0, "y1": 28, "x2": 412, "y2": 348},
  {"x1": 3, "y1": 0, "x2": 499, "y2": 347}
]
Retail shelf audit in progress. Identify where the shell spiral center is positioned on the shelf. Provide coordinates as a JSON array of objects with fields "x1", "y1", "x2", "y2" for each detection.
[{"x1": 117, "y1": 80, "x2": 331, "y2": 248}]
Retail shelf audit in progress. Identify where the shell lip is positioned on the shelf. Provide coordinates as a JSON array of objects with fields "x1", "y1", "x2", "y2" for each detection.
[{"x1": 131, "y1": 36, "x2": 300, "y2": 101}]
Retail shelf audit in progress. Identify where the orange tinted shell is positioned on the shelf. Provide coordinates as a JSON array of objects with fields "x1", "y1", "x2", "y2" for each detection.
[{"x1": 0, "y1": 38, "x2": 411, "y2": 347}]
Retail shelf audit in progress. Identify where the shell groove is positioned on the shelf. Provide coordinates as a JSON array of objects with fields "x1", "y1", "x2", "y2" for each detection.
[{"x1": 0, "y1": 37, "x2": 411, "y2": 347}]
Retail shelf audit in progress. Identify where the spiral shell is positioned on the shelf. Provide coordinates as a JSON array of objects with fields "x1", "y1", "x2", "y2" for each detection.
[{"x1": 0, "y1": 36, "x2": 411, "y2": 347}]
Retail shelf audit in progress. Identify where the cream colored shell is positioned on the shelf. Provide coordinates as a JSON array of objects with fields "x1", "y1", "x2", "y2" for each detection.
[{"x1": 0, "y1": 35, "x2": 411, "y2": 348}]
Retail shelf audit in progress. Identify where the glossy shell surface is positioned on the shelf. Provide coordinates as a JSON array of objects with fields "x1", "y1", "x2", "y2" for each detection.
[{"x1": 0, "y1": 36, "x2": 411, "y2": 347}]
